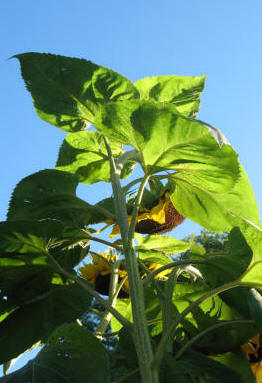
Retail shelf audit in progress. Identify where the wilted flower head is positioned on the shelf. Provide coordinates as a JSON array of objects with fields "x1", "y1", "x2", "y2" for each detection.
[{"x1": 108, "y1": 191, "x2": 185, "y2": 238}]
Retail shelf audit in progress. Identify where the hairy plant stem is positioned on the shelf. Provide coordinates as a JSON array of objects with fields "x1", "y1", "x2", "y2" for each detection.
[
  {"x1": 81, "y1": 229, "x2": 123, "y2": 251},
  {"x1": 96, "y1": 260, "x2": 120, "y2": 339},
  {"x1": 104, "y1": 137, "x2": 158, "y2": 383}
]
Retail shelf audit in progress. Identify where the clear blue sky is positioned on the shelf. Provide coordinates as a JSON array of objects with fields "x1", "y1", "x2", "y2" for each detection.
[{"x1": 1, "y1": 0, "x2": 262, "y2": 373}]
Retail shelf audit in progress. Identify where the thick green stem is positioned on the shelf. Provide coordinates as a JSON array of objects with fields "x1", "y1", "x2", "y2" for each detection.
[{"x1": 104, "y1": 137, "x2": 158, "y2": 383}]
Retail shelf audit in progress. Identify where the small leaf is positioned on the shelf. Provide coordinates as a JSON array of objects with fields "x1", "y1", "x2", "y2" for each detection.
[
  {"x1": 135, "y1": 74, "x2": 206, "y2": 117},
  {"x1": 15, "y1": 52, "x2": 139, "y2": 131},
  {"x1": 56, "y1": 131, "x2": 134, "y2": 184},
  {"x1": 111, "y1": 299, "x2": 132, "y2": 333},
  {"x1": 135, "y1": 233, "x2": 191, "y2": 255}
]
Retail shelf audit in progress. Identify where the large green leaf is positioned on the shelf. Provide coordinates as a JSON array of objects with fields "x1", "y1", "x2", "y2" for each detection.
[
  {"x1": 0, "y1": 219, "x2": 88, "y2": 324},
  {"x1": 95, "y1": 100, "x2": 239, "y2": 192},
  {"x1": 0, "y1": 324, "x2": 110, "y2": 383},
  {"x1": 0, "y1": 285, "x2": 90, "y2": 364},
  {"x1": 15, "y1": 52, "x2": 139, "y2": 131},
  {"x1": 134, "y1": 74, "x2": 206, "y2": 117},
  {"x1": 56, "y1": 131, "x2": 135, "y2": 184},
  {"x1": 170, "y1": 164, "x2": 260, "y2": 232},
  {"x1": 7, "y1": 169, "x2": 78, "y2": 220},
  {"x1": 6, "y1": 169, "x2": 103, "y2": 227}
]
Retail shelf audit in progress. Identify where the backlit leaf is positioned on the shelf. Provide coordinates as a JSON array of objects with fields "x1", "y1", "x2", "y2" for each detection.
[
  {"x1": 95, "y1": 100, "x2": 239, "y2": 193},
  {"x1": 170, "y1": 164, "x2": 260, "y2": 232},
  {"x1": 56, "y1": 131, "x2": 135, "y2": 184},
  {"x1": 15, "y1": 52, "x2": 139, "y2": 131},
  {"x1": 135, "y1": 74, "x2": 206, "y2": 117}
]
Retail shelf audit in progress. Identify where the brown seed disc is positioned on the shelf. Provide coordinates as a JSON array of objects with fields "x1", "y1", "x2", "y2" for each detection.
[{"x1": 135, "y1": 200, "x2": 185, "y2": 234}]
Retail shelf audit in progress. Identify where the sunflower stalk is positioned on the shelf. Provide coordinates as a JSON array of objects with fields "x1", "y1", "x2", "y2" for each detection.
[
  {"x1": 104, "y1": 136, "x2": 158, "y2": 383},
  {"x1": 96, "y1": 259, "x2": 120, "y2": 339}
]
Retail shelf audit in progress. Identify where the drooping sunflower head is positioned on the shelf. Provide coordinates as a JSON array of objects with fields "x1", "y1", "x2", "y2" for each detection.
[
  {"x1": 241, "y1": 333, "x2": 262, "y2": 382},
  {"x1": 108, "y1": 188, "x2": 185, "y2": 238},
  {"x1": 134, "y1": 191, "x2": 185, "y2": 235}
]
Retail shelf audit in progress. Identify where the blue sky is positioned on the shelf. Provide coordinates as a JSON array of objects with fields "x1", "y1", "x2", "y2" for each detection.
[{"x1": 1, "y1": 0, "x2": 262, "y2": 374}]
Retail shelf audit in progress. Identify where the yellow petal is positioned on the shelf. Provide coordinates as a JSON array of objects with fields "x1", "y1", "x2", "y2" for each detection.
[
  {"x1": 148, "y1": 262, "x2": 171, "y2": 279},
  {"x1": 78, "y1": 264, "x2": 101, "y2": 284}
]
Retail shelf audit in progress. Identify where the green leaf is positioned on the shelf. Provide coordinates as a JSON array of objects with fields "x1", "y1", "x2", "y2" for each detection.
[
  {"x1": 189, "y1": 227, "x2": 252, "y2": 288},
  {"x1": 248, "y1": 288, "x2": 262, "y2": 332},
  {"x1": 211, "y1": 352, "x2": 256, "y2": 383},
  {"x1": 135, "y1": 233, "x2": 191, "y2": 255},
  {"x1": 7, "y1": 169, "x2": 78, "y2": 219},
  {"x1": 95, "y1": 100, "x2": 239, "y2": 191},
  {"x1": 162, "y1": 351, "x2": 243, "y2": 383},
  {"x1": 0, "y1": 219, "x2": 64, "y2": 254},
  {"x1": 170, "y1": 164, "x2": 260, "y2": 232},
  {"x1": 56, "y1": 131, "x2": 135, "y2": 184},
  {"x1": 0, "y1": 284, "x2": 91, "y2": 364},
  {"x1": 6, "y1": 169, "x2": 100, "y2": 227},
  {"x1": 189, "y1": 228, "x2": 254, "y2": 319},
  {"x1": 111, "y1": 299, "x2": 132, "y2": 333},
  {"x1": 0, "y1": 219, "x2": 90, "y2": 319},
  {"x1": 15, "y1": 52, "x2": 139, "y2": 131},
  {"x1": 134, "y1": 74, "x2": 206, "y2": 117},
  {"x1": 230, "y1": 216, "x2": 262, "y2": 286},
  {"x1": 0, "y1": 323, "x2": 110, "y2": 383},
  {"x1": 171, "y1": 281, "x2": 257, "y2": 354}
]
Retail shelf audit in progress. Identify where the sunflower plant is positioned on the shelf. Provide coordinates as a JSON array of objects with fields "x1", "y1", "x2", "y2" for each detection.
[{"x1": 1, "y1": 53, "x2": 262, "y2": 383}]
